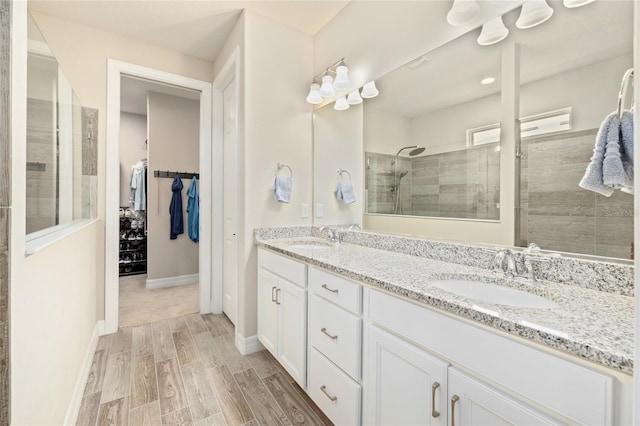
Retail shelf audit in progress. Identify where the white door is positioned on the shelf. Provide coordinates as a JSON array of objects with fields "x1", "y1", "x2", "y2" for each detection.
[
  {"x1": 222, "y1": 77, "x2": 238, "y2": 324},
  {"x1": 448, "y1": 368, "x2": 559, "y2": 426},
  {"x1": 366, "y1": 324, "x2": 448, "y2": 426},
  {"x1": 277, "y1": 278, "x2": 307, "y2": 387},
  {"x1": 257, "y1": 268, "x2": 278, "y2": 356}
]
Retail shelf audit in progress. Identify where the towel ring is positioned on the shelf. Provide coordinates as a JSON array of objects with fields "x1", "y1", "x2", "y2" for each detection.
[
  {"x1": 337, "y1": 168, "x2": 352, "y2": 182},
  {"x1": 276, "y1": 163, "x2": 293, "y2": 178},
  {"x1": 617, "y1": 68, "x2": 634, "y2": 118}
]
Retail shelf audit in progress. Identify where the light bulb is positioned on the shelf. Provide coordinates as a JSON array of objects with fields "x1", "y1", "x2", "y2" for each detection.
[
  {"x1": 333, "y1": 65, "x2": 351, "y2": 90},
  {"x1": 319, "y1": 74, "x2": 336, "y2": 98},
  {"x1": 361, "y1": 81, "x2": 379, "y2": 99},
  {"x1": 347, "y1": 90, "x2": 363, "y2": 105},
  {"x1": 477, "y1": 16, "x2": 509, "y2": 46},
  {"x1": 447, "y1": 0, "x2": 480, "y2": 26},
  {"x1": 334, "y1": 96, "x2": 350, "y2": 111},
  {"x1": 306, "y1": 83, "x2": 322, "y2": 104},
  {"x1": 516, "y1": 0, "x2": 554, "y2": 29}
]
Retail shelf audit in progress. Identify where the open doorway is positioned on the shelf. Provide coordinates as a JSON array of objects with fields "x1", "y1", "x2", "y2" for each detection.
[
  {"x1": 118, "y1": 76, "x2": 202, "y2": 327},
  {"x1": 105, "y1": 60, "x2": 213, "y2": 334}
]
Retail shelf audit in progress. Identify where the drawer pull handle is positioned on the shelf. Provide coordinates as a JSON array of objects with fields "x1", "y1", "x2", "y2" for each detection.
[
  {"x1": 450, "y1": 395, "x2": 459, "y2": 426},
  {"x1": 320, "y1": 385, "x2": 337, "y2": 402},
  {"x1": 271, "y1": 286, "x2": 277, "y2": 302},
  {"x1": 321, "y1": 327, "x2": 338, "y2": 340},
  {"x1": 321, "y1": 284, "x2": 339, "y2": 294},
  {"x1": 431, "y1": 382, "x2": 440, "y2": 418},
  {"x1": 275, "y1": 288, "x2": 281, "y2": 305}
]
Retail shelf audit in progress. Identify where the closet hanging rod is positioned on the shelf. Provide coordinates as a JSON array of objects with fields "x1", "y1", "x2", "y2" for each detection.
[
  {"x1": 617, "y1": 68, "x2": 634, "y2": 117},
  {"x1": 153, "y1": 170, "x2": 199, "y2": 180}
]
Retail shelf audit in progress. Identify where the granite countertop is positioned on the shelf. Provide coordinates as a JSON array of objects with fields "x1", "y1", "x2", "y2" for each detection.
[{"x1": 256, "y1": 236, "x2": 634, "y2": 374}]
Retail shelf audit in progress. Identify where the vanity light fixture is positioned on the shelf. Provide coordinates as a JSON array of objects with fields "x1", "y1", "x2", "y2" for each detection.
[
  {"x1": 361, "y1": 81, "x2": 379, "y2": 99},
  {"x1": 477, "y1": 16, "x2": 509, "y2": 45},
  {"x1": 319, "y1": 73, "x2": 336, "y2": 98},
  {"x1": 347, "y1": 90, "x2": 363, "y2": 105},
  {"x1": 562, "y1": 0, "x2": 595, "y2": 7},
  {"x1": 333, "y1": 61, "x2": 351, "y2": 91},
  {"x1": 516, "y1": 0, "x2": 554, "y2": 29},
  {"x1": 334, "y1": 96, "x2": 350, "y2": 111},
  {"x1": 306, "y1": 82, "x2": 323, "y2": 104},
  {"x1": 447, "y1": 0, "x2": 480, "y2": 26},
  {"x1": 481, "y1": 77, "x2": 496, "y2": 85}
]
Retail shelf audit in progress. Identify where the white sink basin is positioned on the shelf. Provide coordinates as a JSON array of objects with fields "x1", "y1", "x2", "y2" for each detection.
[
  {"x1": 430, "y1": 279, "x2": 558, "y2": 309},
  {"x1": 287, "y1": 242, "x2": 332, "y2": 250}
]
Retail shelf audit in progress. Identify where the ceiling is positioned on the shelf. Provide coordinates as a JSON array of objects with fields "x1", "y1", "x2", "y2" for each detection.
[
  {"x1": 28, "y1": 0, "x2": 351, "y2": 62},
  {"x1": 121, "y1": 76, "x2": 201, "y2": 115},
  {"x1": 370, "y1": 0, "x2": 634, "y2": 118}
]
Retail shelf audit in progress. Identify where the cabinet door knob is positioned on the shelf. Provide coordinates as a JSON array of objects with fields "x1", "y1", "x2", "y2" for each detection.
[
  {"x1": 431, "y1": 381, "x2": 440, "y2": 418},
  {"x1": 320, "y1": 385, "x2": 338, "y2": 402},
  {"x1": 450, "y1": 394, "x2": 460, "y2": 426},
  {"x1": 321, "y1": 327, "x2": 338, "y2": 340},
  {"x1": 271, "y1": 286, "x2": 277, "y2": 303},
  {"x1": 275, "y1": 288, "x2": 281, "y2": 305},
  {"x1": 321, "y1": 284, "x2": 339, "y2": 294}
]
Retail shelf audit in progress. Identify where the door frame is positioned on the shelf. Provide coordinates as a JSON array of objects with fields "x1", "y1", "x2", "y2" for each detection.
[
  {"x1": 105, "y1": 59, "x2": 212, "y2": 334},
  {"x1": 212, "y1": 47, "x2": 241, "y2": 325}
]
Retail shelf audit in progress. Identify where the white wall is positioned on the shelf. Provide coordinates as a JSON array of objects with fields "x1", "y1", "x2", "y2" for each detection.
[
  {"x1": 147, "y1": 92, "x2": 199, "y2": 281},
  {"x1": 119, "y1": 112, "x2": 147, "y2": 207},
  {"x1": 363, "y1": 107, "x2": 411, "y2": 156},
  {"x1": 313, "y1": 103, "x2": 363, "y2": 226}
]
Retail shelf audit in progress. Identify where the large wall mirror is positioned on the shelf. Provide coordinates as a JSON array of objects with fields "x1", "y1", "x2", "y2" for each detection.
[
  {"x1": 26, "y1": 13, "x2": 97, "y2": 239},
  {"x1": 312, "y1": 0, "x2": 634, "y2": 262}
]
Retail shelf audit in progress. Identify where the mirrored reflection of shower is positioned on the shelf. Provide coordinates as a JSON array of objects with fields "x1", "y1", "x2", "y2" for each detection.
[{"x1": 392, "y1": 145, "x2": 425, "y2": 214}]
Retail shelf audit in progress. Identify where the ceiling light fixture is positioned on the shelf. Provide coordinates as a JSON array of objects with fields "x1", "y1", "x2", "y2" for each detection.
[
  {"x1": 447, "y1": 0, "x2": 480, "y2": 26},
  {"x1": 477, "y1": 16, "x2": 509, "y2": 45},
  {"x1": 562, "y1": 0, "x2": 595, "y2": 7},
  {"x1": 481, "y1": 77, "x2": 496, "y2": 85},
  {"x1": 361, "y1": 81, "x2": 379, "y2": 99},
  {"x1": 516, "y1": 0, "x2": 554, "y2": 29}
]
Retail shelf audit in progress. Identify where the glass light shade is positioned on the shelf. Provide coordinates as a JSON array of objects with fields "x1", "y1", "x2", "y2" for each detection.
[
  {"x1": 306, "y1": 83, "x2": 323, "y2": 104},
  {"x1": 563, "y1": 0, "x2": 594, "y2": 7},
  {"x1": 333, "y1": 65, "x2": 351, "y2": 90},
  {"x1": 477, "y1": 16, "x2": 509, "y2": 45},
  {"x1": 347, "y1": 90, "x2": 363, "y2": 105},
  {"x1": 446, "y1": 0, "x2": 480, "y2": 26},
  {"x1": 516, "y1": 0, "x2": 554, "y2": 29},
  {"x1": 361, "y1": 81, "x2": 379, "y2": 99},
  {"x1": 319, "y1": 75, "x2": 336, "y2": 97},
  {"x1": 334, "y1": 96, "x2": 350, "y2": 111}
]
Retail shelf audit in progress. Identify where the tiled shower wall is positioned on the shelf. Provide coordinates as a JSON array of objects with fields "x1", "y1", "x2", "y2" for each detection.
[
  {"x1": 519, "y1": 129, "x2": 634, "y2": 259},
  {"x1": 366, "y1": 145, "x2": 500, "y2": 219}
]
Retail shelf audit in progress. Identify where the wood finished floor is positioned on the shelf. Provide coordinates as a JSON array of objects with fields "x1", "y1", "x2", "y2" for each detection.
[{"x1": 77, "y1": 313, "x2": 333, "y2": 426}]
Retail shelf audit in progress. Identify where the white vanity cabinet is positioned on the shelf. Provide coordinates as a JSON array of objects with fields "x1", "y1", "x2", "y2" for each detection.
[
  {"x1": 257, "y1": 249, "x2": 307, "y2": 387},
  {"x1": 307, "y1": 267, "x2": 363, "y2": 425}
]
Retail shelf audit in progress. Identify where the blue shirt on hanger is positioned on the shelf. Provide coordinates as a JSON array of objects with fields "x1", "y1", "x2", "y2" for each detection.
[{"x1": 186, "y1": 176, "x2": 199, "y2": 243}]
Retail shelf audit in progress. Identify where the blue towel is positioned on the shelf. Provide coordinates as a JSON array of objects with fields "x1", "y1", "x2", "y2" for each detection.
[
  {"x1": 335, "y1": 180, "x2": 356, "y2": 204},
  {"x1": 602, "y1": 113, "x2": 633, "y2": 192},
  {"x1": 186, "y1": 176, "x2": 199, "y2": 243},
  {"x1": 579, "y1": 113, "x2": 617, "y2": 196},
  {"x1": 169, "y1": 175, "x2": 184, "y2": 239},
  {"x1": 620, "y1": 110, "x2": 634, "y2": 163},
  {"x1": 274, "y1": 176, "x2": 292, "y2": 203}
]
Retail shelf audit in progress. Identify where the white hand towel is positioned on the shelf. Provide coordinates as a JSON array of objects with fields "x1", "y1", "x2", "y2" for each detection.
[
  {"x1": 579, "y1": 113, "x2": 615, "y2": 196},
  {"x1": 274, "y1": 176, "x2": 292, "y2": 203},
  {"x1": 335, "y1": 180, "x2": 356, "y2": 204}
]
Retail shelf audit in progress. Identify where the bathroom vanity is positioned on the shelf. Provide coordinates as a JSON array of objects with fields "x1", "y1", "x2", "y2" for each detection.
[{"x1": 255, "y1": 227, "x2": 633, "y2": 425}]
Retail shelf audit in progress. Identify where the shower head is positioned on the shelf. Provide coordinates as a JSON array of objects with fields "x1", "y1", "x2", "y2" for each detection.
[{"x1": 395, "y1": 145, "x2": 425, "y2": 157}]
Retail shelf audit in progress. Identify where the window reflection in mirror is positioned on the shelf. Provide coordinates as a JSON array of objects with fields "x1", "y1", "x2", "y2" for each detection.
[
  {"x1": 26, "y1": 13, "x2": 97, "y2": 238},
  {"x1": 364, "y1": 27, "x2": 502, "y2": 220},
  {"x1": 515, "y1": 0, "x2": 633, "y2": 259}
]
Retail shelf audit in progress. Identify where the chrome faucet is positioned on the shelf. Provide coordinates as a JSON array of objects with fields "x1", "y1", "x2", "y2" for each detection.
[
  {"x1": 493, "y1": 248, "x2": 517, "y2": 278},
  {"x1": 318, "y1": 226, "x2": 340, "y2": 243}
]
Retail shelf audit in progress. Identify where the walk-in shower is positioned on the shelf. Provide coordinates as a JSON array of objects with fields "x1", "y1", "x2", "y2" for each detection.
[{"x1": 392, "y1": 145, "x2": 425, "y2": 214}]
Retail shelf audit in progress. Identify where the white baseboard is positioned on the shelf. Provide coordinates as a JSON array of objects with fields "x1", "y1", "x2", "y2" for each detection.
[
  {"x1": 236, "y1": 333, "x2": 264, "y2": 355},
  {"x1": 97, "y1": 320, "x2": 107, "y2": 336},
  {"x1": 146, "y1": 273, "x2": 199, "y2": 289},
  {"x1": 64, "y1": 322, "x2": 100, "y2": 426}
]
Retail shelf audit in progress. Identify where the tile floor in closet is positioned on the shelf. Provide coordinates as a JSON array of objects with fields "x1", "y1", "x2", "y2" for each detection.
[{"x1": 76, "y1": 313, "x2": 332, "y2": 426}]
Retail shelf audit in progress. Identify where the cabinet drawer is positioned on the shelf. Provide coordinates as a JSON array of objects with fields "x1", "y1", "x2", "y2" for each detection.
[
  {"x1": 308, "y1": 347, "x2": 361, "y2": 426},
  {"x1": 309, "y1": 267, "x2": 361, "y2": 314},
  {"x1": 258, "y1": 248, "x2": 306, "y2": 287},
  {"x1": 309, "y1": 294, "x2": 361, "y2": 380}
]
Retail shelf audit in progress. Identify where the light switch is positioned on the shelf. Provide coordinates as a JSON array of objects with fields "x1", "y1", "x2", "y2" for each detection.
[
  {"x1": 315, "y1": 203, "x2": 324, "y2": 218},
  {"x1": 301, "y1": 203, "x2": 309, "y2": 218}
]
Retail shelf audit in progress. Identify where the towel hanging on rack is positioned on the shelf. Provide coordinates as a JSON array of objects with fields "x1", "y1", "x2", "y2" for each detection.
[
  {"x1": 335, "y1": 169, "x2": 356, "y2": 204},
  {"x1": 274, "y1": 163, "x2": 293, "y2": 203}
]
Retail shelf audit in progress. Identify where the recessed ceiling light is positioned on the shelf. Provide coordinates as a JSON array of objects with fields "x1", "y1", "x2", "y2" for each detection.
[{"x1": 481, "y1": 77, "x2": 496, "y2": 85}]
